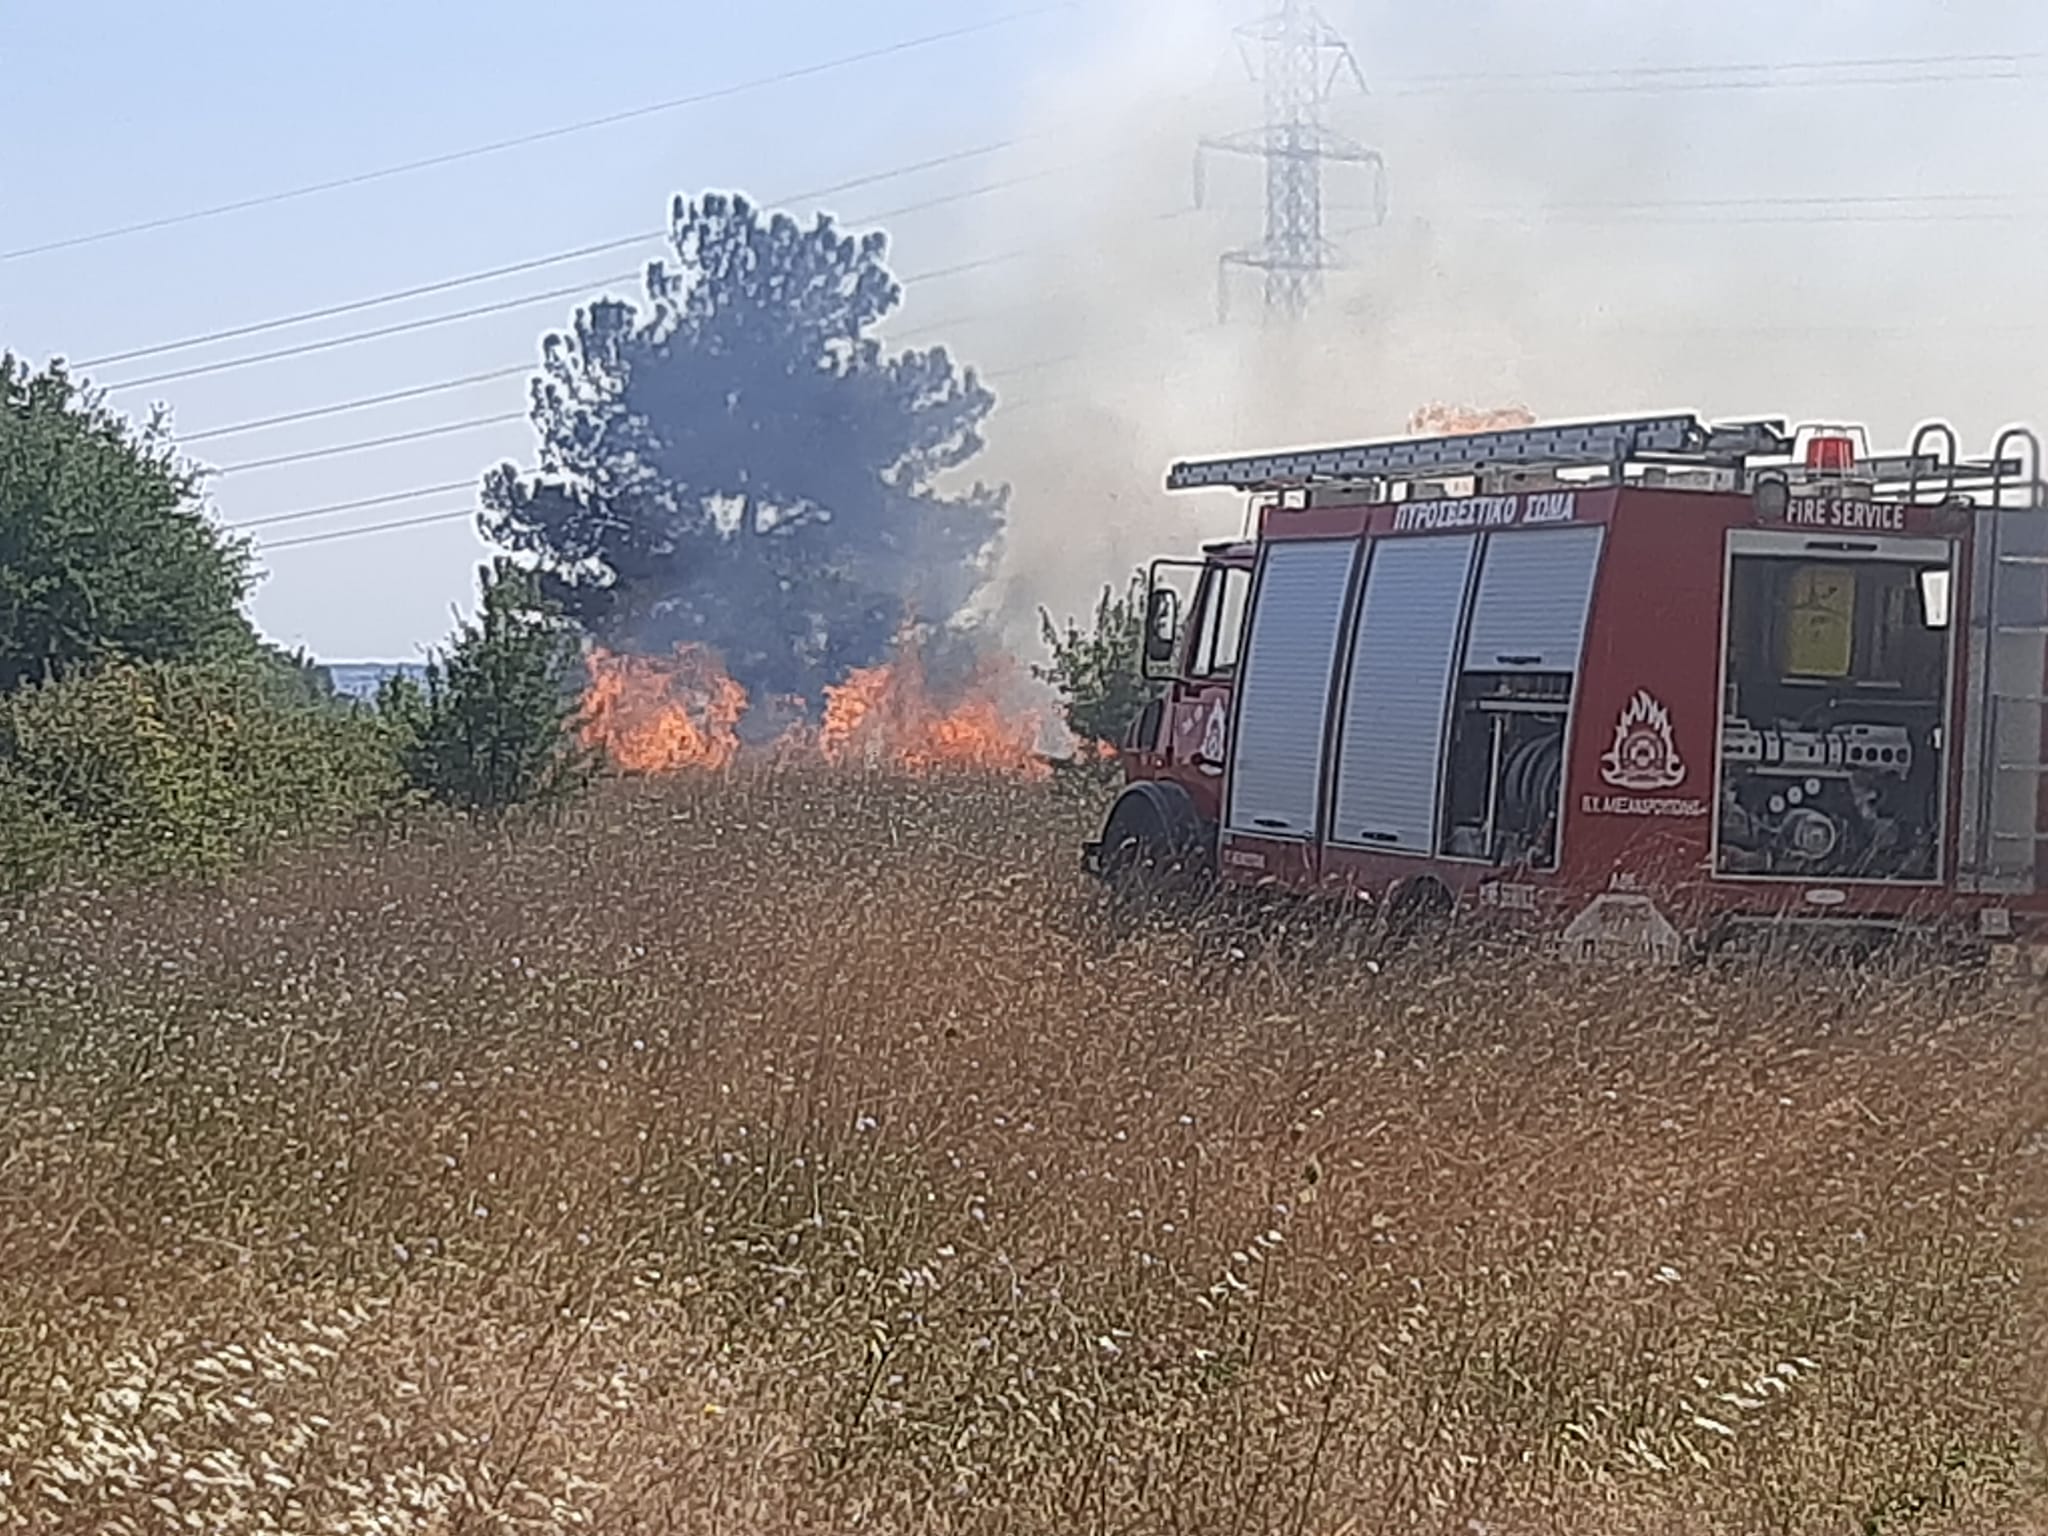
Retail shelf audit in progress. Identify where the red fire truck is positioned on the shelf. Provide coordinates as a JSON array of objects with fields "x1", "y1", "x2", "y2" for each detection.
[{"x1": 1083, "y1": 412, "x2": 2048, "y2": 964}]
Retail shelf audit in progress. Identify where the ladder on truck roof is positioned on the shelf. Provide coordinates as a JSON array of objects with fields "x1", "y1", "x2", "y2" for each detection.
[
  {"x1": 1164, "y1": 411, "x2": 2025, "y2": 499},
  {"x1": 1961, "y1": 426, "x2": 2048, "y2": 895}
]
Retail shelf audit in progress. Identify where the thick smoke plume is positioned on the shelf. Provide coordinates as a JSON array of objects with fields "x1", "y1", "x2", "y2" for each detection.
[{"x1": 905, "y1": 0, "x2": 2048, "y2": 644}]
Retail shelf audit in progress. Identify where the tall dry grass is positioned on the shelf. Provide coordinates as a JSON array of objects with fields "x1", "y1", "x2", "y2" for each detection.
[{"x1": 0, "y1": 771, "x2": 2042, "y2": 1534}]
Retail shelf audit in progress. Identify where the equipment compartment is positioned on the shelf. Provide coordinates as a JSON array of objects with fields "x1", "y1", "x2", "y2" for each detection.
[{"x1": 1715, "y1": 538, "x2": 1955, "y2": 882}]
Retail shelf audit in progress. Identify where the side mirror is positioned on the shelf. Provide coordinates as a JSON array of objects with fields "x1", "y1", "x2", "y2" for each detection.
[{"x1": 1143, "y1": 587, "x2": 1180, "y2": 666}]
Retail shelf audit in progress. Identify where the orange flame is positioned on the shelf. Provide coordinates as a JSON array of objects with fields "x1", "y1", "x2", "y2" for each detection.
[
  {"x1": 578, "y1": 642, "x2": 1057, "y2": 780},
  {"x1": 1408, "y1": 402, "x2": 1538, "y2": 436},
  {"x1": 580, "y1": 645, "x2": 748, "y2": 773},
  {"x1": 819, "y1": 649, "x2": 1053, "y2": 782}
]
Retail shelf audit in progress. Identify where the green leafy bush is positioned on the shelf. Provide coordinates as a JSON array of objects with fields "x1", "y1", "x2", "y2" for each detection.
[
  {"x1": 1036, "y1": 572, "x2": 1163, "y2": 748},
  {"x1": 0, "y1": 356, "x2": 257, "y2": 692},
  {"x1": 0, "y1": 657, "x2": 402, "y2": 896},
  {"x1": 377, "y1": 559, "x2": 590, "y2": 815}
]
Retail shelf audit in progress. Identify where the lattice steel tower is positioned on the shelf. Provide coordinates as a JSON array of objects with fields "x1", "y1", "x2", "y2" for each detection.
[{"x1": 1197, "y1": 0, "x2": 1387, "y2": 321}]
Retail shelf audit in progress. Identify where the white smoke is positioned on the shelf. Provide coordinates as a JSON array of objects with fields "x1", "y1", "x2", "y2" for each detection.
[{"x1": 911, "y1": 0, "x2": 2048, "y2": 645}]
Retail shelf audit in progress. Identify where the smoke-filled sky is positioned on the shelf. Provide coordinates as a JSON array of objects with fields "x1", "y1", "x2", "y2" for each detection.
[
  {"x1": 959, "y1": 0, "x2": 2048, "y2": 637},
  {"x1": 5, "y1": 1, "x2": 2045, "y2": 661}
]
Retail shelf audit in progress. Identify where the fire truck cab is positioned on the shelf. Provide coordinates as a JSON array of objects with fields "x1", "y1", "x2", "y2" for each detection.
[{"x1": 1085, "y1": 412, "x2": 2048, "y2": 963}]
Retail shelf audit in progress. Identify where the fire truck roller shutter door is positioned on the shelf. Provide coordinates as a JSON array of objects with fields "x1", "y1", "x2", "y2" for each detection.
[
  {"x1": 1330, "y1": 534, "x2": 1481, "y2": 853},
  {"x1": 1463, "y1": 525, "x2": 1606, "y2": 673},
  {"x1": 1224, "y1": 539, "x2": 1362, "y2": 841},
  {"x1": 1437, "y1": 526, "x2": 1603, "y2": 868}
]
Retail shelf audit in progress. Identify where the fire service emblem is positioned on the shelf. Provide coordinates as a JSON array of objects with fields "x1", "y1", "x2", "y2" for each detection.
[{"x1": 1601, "y1": 691, "x2": 1686, "y2": 792}]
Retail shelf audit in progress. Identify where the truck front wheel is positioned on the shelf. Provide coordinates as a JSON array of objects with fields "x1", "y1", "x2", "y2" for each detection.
[{"x1": 1086, "y1": 783, "x2": 1212, "y2": 897}]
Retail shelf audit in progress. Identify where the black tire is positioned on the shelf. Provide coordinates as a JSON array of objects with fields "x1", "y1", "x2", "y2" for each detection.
[
  {"x1": 1092, "y1": 783, "x2": 1212, "y2": 901},
  {"x1": 1377, "y1": 877, "x2": 1455, "y2": 957}
]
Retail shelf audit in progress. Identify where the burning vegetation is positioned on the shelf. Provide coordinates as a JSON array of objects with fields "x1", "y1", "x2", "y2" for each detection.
[
  {"x1": 818, "y1": 650, "x2": 1053, "y2": 780},
  {"x1": 580, "y1": 645, "x2": 749, "y2": 773},
  {"x1": 571, "y1": 398, "x2": 1552, "y2": 786},
  {"x1": 580, "y1": 640, "x2": 1059, "y2": 781}
]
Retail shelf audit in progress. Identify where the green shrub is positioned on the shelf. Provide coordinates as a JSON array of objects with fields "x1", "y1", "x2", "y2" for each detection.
[
  {"x1": 0, "y1": 357, "x2": 438, "y2": 898},
  {"x1": 0, "y1": 356, "x2": 257, "y2": 692},
  {"x1": 1036, "y1": 571, "x2": 1163, "y2": 747},
  {"x1": 0, "y1": 657, "x2": 403, "y2": 896},
  {"x1": 0, "y1": 763, "x2": 81, "y2": 895},
  {"x1": 377, "y1": 559, "x2": 590, "y2": 815}
]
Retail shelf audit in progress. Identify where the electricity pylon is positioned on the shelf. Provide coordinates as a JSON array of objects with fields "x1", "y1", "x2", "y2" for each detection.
[{"x1": 1196, "y1": 0, "x2": 1388, "y2": 321}]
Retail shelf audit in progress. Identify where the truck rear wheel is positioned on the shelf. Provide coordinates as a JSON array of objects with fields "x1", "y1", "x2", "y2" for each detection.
[{"x1": 1378, "y1": 876, "x2": 1455, "y2": 955}]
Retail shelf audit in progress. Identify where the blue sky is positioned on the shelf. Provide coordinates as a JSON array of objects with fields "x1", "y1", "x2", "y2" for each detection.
[
  {"x1": 2, "y1": 1, "x2": 1100, "y2": 659},
  {"x1": 6, "y1": 2, "x2": 2046, "y2": 663}
]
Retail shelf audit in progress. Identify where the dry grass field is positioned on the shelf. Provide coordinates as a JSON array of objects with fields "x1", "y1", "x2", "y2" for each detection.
[{"x1": 0, "y1": 772, "x2": 2043, "y2": 1534}]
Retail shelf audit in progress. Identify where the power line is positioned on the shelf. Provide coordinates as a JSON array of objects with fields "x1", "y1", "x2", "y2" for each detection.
[
  {"x1": 178, "y1": 276, "x2": 1052, "y2": 454},
  {"x1": 154, "y1": 193, "x2": 2033, "y2": 519},
  {"x1": 189, "y1": 182, "x2": 2040, "y2": 540},
  {"x1": 1380, "y1": 53, "x2": 2039, "y2": 97},
  {"x1": 185, "y1": 373, "x2": 509, "y2": 445},
  {"x1": 3, "y1": 4, "x2": 1075, "y2": 264},
  {"x1": 114, "y1": 231, "x2": 1033, "y2": 398},
  {"x1": 216, "y1": 339, "x2": 1077, "y2": 478},
  {"x1": 240, "y1": 391, "x2": 1123, "y2": 555},
  {"x1": 1391, "y1": 49, "x2": 2039, "y2": 85},
  {"x1": 21, "y1": 36, "x2": 2032, "y2": 275},
  {"x1": 219, "y1": 318, "x2": 1196, "y2": 531},
  {"x1": 169, "y1": 260, "x2": 1122, "y2": 457},
  {"x1": 213, "y1": 414, "x2": 527, "y2": 475},
  {"x1": 1515, "y1": 191, "x2": 2037, "y2": 211},
  {"x1": 182, "y1": 368, "x2": 534, "y2": 444},
  {"x1": 226, "y1": 481, "x2": 477, "y2": 531},
  {"x1": 81, "y1": 242, "x2": 658, "y2": 373},
  {"x1": 228, "y1": 277, "x2": 2042, "y2": 553},
  {"x1": 1391, "y1": 67, "x2": 2038, "y2": 97},
  {"x1": 1326, "y1": 191, "x2": 2042, "y2": 222},
  {"x1": 106, "y1": 185, "x2": 1073, "y2": 397},
  {"x1": 70, "y1": 48, "x2": 2044, "y2": 372},
  {"x1": 169, "y1": 205, "x2": 1199, "y2": 444},
  {"x1": 212, "y1": 333, "x2": 1147, "y2": 554},
  {"x1": 106, "y1": 276, "x2": 639, "y2": 392},
  {"x1": 1435, "y1": 209, "x2": 2048, "y2": 229},
  {"x1": 217, "y1": 342, "x2": 1143, "y2": 543},
  {"x1": 239, "y1": 288, "x2": 2039, "y2": 553},
  {"x1": 258, "y1": 506, "x2": 482, "y2": 553},
  {"x1": 218, "y1": 296, "x2": 2033, "y2": 538},
  {"x1": 214, "y1": 368, "x2": 1109, "y2": 544},
  {"x1": 157, "y1": 187, "x2": 2008, "y2": 433},
  {"x1": 1319, "y1": 201, "x2": 2048, "y2": 241},
  {"x1": 76, "y1": 141, "x2": 1034, "y2": 371}
]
